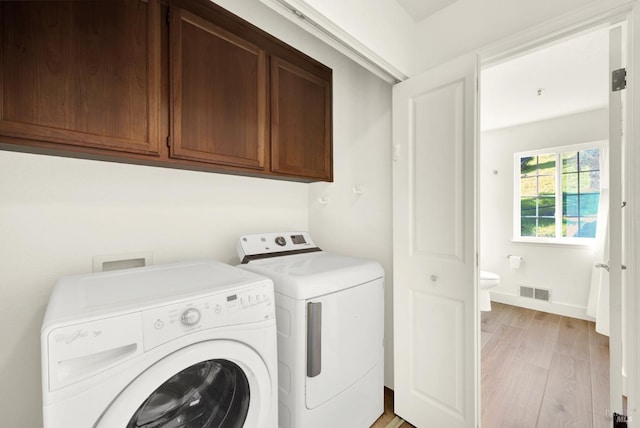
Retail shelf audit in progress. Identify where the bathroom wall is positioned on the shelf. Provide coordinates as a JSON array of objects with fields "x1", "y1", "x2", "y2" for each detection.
[{"x1": 480, "y1": 108, "x2": 608, "y2": 318}]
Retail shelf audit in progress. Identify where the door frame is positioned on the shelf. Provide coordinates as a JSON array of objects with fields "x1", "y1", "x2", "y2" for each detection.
[{"x1": 477, "y1": 0, "x2": 638, "y2": 422}]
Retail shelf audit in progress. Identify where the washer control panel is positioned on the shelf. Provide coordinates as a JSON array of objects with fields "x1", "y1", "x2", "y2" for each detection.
[
  {"x1": 142, "y1": 281, "x2": 274, "y2": 351},
  {"x1": 180, "y1": 308, "x2": 201, "y2": 326}
]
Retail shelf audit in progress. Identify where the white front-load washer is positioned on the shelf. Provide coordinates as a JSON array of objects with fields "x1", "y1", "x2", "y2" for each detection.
[
  {"x1": 41, "y1": 260, "x2": 278, "y2": 428},
  {"x1": 236, "y1": 232, "x2": 384, "y2": 428}
]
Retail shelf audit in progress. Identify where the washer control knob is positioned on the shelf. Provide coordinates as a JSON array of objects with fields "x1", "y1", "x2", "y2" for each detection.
[
  {"x1": 180, "y1": 308, "x2": 201, "y2": 326},
  {"x1": 275, "y1": 236, "x2": 286, "y2": 246}
]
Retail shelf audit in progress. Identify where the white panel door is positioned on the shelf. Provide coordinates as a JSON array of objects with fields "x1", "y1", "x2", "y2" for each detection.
[{"x1": 393, "y1": 53, "x2": 477, "y2": 428}]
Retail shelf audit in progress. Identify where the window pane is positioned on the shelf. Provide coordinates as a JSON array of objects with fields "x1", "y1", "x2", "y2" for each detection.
[
  {"x1": 521, "y1": 177, "x2": 537, "y2": 197},
  {"x1": 579, "y1": 193, "x2": 600, "y2": 216},
  {"x1": 563, "y1": 217, "x2": 579, "y2": 238},
  {"x1": 538, "y1": 197, "x2": 555, "y2": 217},
  {"x1": 562, "y1": 172, "x2": 578, "y2": 193},
  {"x1": 579, "y1": 218, "x2": 598, "y2": 238},
  {"x1": 521, "y1": 198, "x2": 536, "y2": 217},
  {"x1": 580, "y1": 171, "x2": 600, "y2": 193},
  {"x1": 563, "y1": 194, "x2": 579, "y2": 217},
  {"x1": 520, "y1": 156, "x2": 536, "y2": 175},
  {"x1": 538, "y1": 218, "x2": 556, "y2": 237},
  {"x1": 538, "y1": 175, "x2": 555, "y2": 195},
  {"x1": 537, "y1": 154, "x2": 556, "y2": 175},
  {"x1": 579, "y1": 149, "x2": 600, "y2": 171},
  {"x1": 562, "y1": 152, "x2": 578, "y2": 173},
  {"x1": 521, "y1": 218, "x2": 537, "y2": 237}
]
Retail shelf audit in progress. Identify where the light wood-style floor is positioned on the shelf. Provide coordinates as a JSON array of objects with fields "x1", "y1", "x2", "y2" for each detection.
[
  {"x1": 370, "y1": 302, "x2": 609, "y2": 428},
  {"x1": 482, "y1": 302, "x2": 610, "y2": 428},
  {"x1": 371, "y1": 388, "x2": 415, "y2": 428}
]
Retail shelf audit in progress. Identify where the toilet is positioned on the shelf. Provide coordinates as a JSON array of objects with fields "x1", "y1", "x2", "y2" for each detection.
[{"x1": 479, "y1": 270, "x2": 500, "y2": 311}]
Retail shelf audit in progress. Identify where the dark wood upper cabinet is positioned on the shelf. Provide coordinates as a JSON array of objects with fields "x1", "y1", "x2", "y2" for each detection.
[
  {"x1": 0, "y1": 0, "x2": 161, "y2": 155},
  {"x1": 271, "y1": 56, "x2": 332, "y2": 181},
  {"x1": 170, "y1": 8, "x2": 267, "y2": 170},
  {"x1": 0, "y1": 0, "x2": 332, "y2": 182}
]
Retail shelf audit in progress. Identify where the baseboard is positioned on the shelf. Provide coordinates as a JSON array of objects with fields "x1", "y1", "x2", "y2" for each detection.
[{"x1": 490, "y1": 291, "x2": 593, "y2": 321}]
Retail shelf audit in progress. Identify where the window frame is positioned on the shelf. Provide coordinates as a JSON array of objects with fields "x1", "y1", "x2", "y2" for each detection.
[{"x1": 513, "y1": 140, "x2": 607, "y2": 245}]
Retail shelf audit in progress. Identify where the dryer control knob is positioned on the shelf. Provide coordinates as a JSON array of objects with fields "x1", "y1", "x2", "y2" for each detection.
[
  {"x1": 180, "y1": 308, "x2": 201, "y2": 326},
  {"x1": 275, "y1": 236, "x2": 286, "y2": 246}
]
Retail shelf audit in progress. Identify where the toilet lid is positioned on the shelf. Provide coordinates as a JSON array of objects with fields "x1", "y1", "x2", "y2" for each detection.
[{"x1": 480, "y1": 270, "x2": 499, "y2": 280}]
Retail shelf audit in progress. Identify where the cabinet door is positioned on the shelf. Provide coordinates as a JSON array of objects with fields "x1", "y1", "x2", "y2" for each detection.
[
  {"x1": 271, "y1": 57, "x2": 332, "y2": 181},
  {"x1": 170, "y1": 8, "x2": 267, "y2": 170},
  {"x1": 0, "y1": 1, "x2": 161, "y2": 155}
]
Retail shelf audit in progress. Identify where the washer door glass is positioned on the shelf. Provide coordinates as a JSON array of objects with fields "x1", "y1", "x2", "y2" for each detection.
[{"x1": 126, "y1": 359, "x2": 250, "y2": 428}]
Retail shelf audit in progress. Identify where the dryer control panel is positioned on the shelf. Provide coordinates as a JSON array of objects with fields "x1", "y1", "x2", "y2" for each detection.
[
  {"x1": 142, "y1": 282, "x2": 274, "y2": 351},
  {"x1": 237, "y1": 232, "x2": 320, "y2": 263}
]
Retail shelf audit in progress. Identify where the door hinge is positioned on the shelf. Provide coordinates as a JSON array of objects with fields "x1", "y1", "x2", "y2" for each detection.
[
  {"x1": 166, "y1": 9, "x2": 170, "y2": 25},
  {"x1": 612, "y1": 68, "x2": 627, "y2": 91},
  {"x1": 166, "y1": 136, "x2": 171, "y2": 147},
  {"x1": 613, "y1": 412, "x2": 629, "y2": 427}
]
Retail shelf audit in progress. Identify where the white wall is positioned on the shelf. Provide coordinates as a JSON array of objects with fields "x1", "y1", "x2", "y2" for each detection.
[
  {"x1": 215, "y1": 0, "x2": 395, "y2": 389},
  {"x1": 480, "y1": 109, "x2": 608, "y2": 317},
  {"x1": 0, "y1": 1, "x2": 394, "y2": 426},
  {"x1": 0, "y1": 154, "x2": 308, "y2": 427},
  {"x1": 308, "y1": 61, "x2": 393, "y2": 386},
  {"x1": 413, "y1": 0, "x2": 605, "y2": 74},
  {"x1": 259, "y1": 0, "x2": 415, "y2": 79},
  {"x1": 290, "y1": 0, "x2": 415, "y2": 76}
]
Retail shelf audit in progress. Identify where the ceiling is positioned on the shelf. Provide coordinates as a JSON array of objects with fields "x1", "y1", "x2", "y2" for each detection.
[
  {"x1": 387, "y1": 1, "x2": 608, "y2": 131},
  {"x1": 481, "y1": 27, "x2": 609, "y2": 132},
  {"x1": 395, "y1": 0, "x2": 459, "y2": 22}
]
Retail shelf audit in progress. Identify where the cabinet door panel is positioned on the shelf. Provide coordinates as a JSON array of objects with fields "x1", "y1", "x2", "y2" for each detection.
[
  {"x1": 0, "y1": 0, "x2": 161, "y2": 154},
  {"x1": 271, "y1": 57, "x2": 332, "y2": 181},
  {"x1": 170, "y1": 8, "x2": 266, "y2": 169}
]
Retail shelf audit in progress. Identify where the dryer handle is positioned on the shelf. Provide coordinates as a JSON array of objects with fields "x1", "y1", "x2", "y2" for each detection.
[{"x1": 307, "y1": 302, "x2": 322, "y2": 377}]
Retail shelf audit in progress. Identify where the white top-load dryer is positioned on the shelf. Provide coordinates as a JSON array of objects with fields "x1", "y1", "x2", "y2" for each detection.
[
  {"x1": 237, "y1": 232, "x2": 384, "y2": 428},
  {"x1": 41, "y1": 260, "x2": 278, "y2": 428}
]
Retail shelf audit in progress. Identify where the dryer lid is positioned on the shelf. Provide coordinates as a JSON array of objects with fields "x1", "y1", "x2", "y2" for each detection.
[{"x1": 239, "y1": 253, "x2": 383, "y2": 300}]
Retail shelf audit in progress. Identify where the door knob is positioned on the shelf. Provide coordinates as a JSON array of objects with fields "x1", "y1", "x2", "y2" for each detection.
[{"x1": 595, "y1": 263, "x2": 609, "y2": 272}]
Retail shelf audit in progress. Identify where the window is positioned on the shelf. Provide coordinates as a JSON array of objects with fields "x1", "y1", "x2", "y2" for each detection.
[{"x1": 515, "y1": 144, "x2": 603, "y2": 242}]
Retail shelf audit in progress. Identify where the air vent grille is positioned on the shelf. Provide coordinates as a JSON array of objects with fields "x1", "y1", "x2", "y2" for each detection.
[
  {"x1": 519, "y1": 285, "x2": 551, "y2": 302},
  {"x1": 520, "y1": 286, "x2": 534, "y2": 298}
]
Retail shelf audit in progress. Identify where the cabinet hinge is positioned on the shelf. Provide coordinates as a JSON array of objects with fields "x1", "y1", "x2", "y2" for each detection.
[
  {"x1": 166, "y1": 136, "x2": 171, "y2": 147},
  {"x1": 612, "y1": 68, "x2": 627, "y2": 91}
]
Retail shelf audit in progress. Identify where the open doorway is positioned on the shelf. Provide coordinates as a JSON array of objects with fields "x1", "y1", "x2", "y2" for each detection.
[{"x1": 478, "y1": 25, "x2": 624, "y2": 427}]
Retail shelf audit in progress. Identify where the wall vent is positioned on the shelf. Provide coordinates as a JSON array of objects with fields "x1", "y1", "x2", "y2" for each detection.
[
  {"x1": 520, "y1": 286, "x2": 534, "y2": 298},
  {"x1": 519, "y1": 285, "x2": 551, "y2": 302}
]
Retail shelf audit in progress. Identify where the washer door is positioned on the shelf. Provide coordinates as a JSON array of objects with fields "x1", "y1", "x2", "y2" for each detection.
[{"x1": 97, "y1": 340, "x2": 272, "y2": 428}]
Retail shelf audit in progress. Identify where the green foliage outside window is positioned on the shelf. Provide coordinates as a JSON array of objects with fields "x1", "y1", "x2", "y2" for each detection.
[{"x1": 519, "y1": 148, "x2": 600, "y2": 239}]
